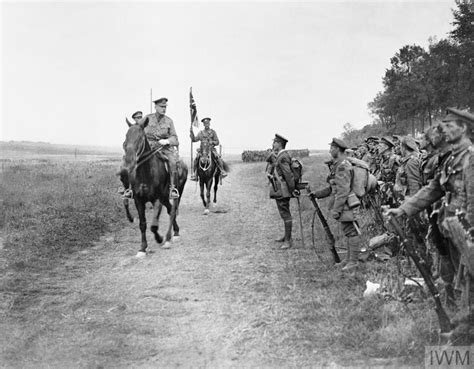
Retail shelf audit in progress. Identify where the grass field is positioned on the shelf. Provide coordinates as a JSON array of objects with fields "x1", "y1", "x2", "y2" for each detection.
[{"x1": 0, "y1": 146, "x2": 448, "y2": 367}]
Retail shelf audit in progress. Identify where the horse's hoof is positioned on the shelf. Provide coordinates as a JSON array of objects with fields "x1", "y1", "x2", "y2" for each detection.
[
  {"x1": 162, "y1": 242, "x2": 171, "y2": 249},
  {"x1": 135, "y1": 251, "x2": 147, "y2": 258},
  {"x1": 173, "y1": 236, "x2": 181, "y2": 242},
  {"x1": 203, "y1": 209, "x2": 210, "y2": 215}
]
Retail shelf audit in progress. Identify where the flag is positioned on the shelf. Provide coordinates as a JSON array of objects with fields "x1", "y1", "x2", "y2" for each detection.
[{"x1": 189, "y1": 87, "x2": 199, "y2": 128}]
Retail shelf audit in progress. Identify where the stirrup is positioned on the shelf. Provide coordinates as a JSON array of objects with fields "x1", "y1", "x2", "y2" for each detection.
[
  {"x1": 122, "y1": 189, "x2": 133, "y2": 199},
  {"x1": 220, "y1": 171, "x2": 228, "y2": 178},
  {"x1": 169, "y1": 187, "x2": 180, "y2": 199}
]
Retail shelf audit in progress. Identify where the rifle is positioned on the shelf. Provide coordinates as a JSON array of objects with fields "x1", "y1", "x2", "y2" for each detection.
[
  {"x1": 388, "y1": 216, "x2": 452, "y2": 333},
  {"x1": 307, "y1": 189, "x2": 341, "y2": 263}
]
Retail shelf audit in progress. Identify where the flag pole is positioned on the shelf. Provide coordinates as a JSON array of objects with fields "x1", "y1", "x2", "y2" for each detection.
[
  {"x1": 190, "y1": 87, "x2": 194, "y2": 175},
  {"x1": 150, "y1": 88, "x2": 152, "y2": 114}
]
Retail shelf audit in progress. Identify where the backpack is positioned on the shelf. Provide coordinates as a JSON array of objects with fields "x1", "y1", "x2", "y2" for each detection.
[
  {"x1": 291, "y1": 158, "x2": 303, "y2": 185},
  {"x1": 346, "y1": 157, "x2": 377, "y2": 198}
]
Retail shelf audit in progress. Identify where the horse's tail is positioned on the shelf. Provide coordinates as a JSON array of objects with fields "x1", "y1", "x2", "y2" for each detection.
[
  {"x1": 222, "y1": 160, "x2": 230, "y2": 173},
  {"x1": 123, "y1": 198, "x2": 134, "y2": 223}
]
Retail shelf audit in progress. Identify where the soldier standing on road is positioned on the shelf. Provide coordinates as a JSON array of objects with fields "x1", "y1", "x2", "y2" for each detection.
[
  {"x1": 310, "y1": 138, "x2": 362, "y2": 271},
  {"x1": 268, "y1": 134, "x2": 295, "y2": 250},
  {"x1": 144, "y1": 97, "x2": 180, "y2": 200},
  {"x1": 386, "y1": 108, "x2": 474, "y2": 343},
  {"x1": 189, "y1": 117, "x2": 227, "y2": 181}
]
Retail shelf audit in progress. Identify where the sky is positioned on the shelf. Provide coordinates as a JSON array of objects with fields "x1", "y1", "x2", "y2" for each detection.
[{"x1": 1, "y1": 0, "x2": 455, "y2": 154}]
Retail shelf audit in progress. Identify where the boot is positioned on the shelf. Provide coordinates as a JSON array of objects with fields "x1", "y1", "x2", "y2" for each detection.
[
  {"x1": 280, "y1": 220, "x2": 293, "y2": 249},
  {"x1": 336, "y1": 242, "x2": 351, "y2": 268},
  {"x1": 190, "y1": 170, "x2": 198, "y2": 181},
  {"x1": 218, "y1": 159, "x2": 227, "y2": 178},
  {"x1": 342, "y1": 236, "x2": 361, "y2": 271},
  {"x1": 169, "y1": 172, "x2": 180, "y2": 200}
]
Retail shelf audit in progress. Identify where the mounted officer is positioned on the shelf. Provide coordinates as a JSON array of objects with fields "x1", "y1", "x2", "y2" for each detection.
[
  {"x1": 144, "y1": 97, "x2": 180, "y2": 200},
  {"x1": 190, "y1": 117, "x2": 227, "y2": 181},
  {"x1": 268, "y1": 134, "x2": 295, "y2": 250},
  {"x1": 310, "y1": 138, "x2": 362, "y2": 271},
  {"x1": 387, "y1": 108, "x2": 474, "y2": 342}
]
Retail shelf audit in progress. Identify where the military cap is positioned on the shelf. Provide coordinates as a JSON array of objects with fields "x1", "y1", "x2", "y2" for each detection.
[
  {"x1": 201, "y1": 117, "x2": 211, "y2": 123},
  {"x1": 153, "y1": 97, "x2": 168, "y2": 105},
  {"x1": 392, "y1": 135, "x2": 402, "y2": 142},
  {"x1": 401, "y1": 136, "x2": 418, "y2": 151},
  {"x1": 380, "y1": 137, "x2": 395, "y2": 148},
  {"x1": 365, "y1": 136, "x2": 380, "y2": 143},
  {"x1": 274, "y1": 134, "x2": 288, "y2": 145},
  {"x1": 442, "y1": 107, "x2": 474, "y2": 124},
  {"x1": 329, "y1": 137, "x2": 348, "y2": 150},
  {"x1": 131, "y1": 111, "x2": 143, "y2": 119}
]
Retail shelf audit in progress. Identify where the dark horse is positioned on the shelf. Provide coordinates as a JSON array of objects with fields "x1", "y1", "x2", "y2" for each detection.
[
  {"x1": 196, "y1": 141, "x2": 229, "y2": 214},
  {"x1": 120, "y1": 117, "x2": 188, "y2": 256}
]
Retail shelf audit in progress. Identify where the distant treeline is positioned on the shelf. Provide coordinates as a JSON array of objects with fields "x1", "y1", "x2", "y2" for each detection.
[
  {"x1": 341, "y1": 1, "x2": 473, "y2": 147},
  {"x1": 242, "y1": 149, "x2": 310, "y2": 162}
]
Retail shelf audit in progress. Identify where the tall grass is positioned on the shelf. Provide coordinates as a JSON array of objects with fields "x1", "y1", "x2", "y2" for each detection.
[{"x1": 0, "y1": 159, "x2": 127, "y2": 270}]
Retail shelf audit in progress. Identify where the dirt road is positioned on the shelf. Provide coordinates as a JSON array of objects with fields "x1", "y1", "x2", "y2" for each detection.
[{"x1": 0, "y1": 163, "x2": 414, "y2": 368}]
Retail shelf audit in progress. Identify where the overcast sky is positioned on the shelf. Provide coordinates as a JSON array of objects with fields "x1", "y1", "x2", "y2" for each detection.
[{"x1": 1, "y1": 0, "x2": 455, "y2": 154}]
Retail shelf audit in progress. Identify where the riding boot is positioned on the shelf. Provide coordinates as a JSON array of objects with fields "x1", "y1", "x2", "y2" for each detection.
[
  {"x1": 169, "y1": 171, "x2": 180, "y2": 200},
  {"x1": 190, "y1": 169, "x2": 198, "y2": 181},
  {"x1": 280, "y1": 220, "x2": 293, "y2": 249},
  {"x1": 342, "y1": 236, "x2": 361, "y2": 271}
]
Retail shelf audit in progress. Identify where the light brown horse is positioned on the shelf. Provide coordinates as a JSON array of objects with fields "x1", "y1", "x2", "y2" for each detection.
[{"x1": 120, "y1": 117, "x2": 188, "y2": 255}]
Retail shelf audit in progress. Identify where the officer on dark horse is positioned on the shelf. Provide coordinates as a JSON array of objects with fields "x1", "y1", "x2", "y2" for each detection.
[
  {"x1": 190, "y1": 117, "x2": 229, "y2": 211},
  {"x1": 119, "y1": 97, "x2": 188, "y2": 255}
]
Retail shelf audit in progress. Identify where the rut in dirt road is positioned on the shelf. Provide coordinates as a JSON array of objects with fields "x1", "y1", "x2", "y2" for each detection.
[{"x1": 1, "y1": 162, "x2": 359, "y2": 368}]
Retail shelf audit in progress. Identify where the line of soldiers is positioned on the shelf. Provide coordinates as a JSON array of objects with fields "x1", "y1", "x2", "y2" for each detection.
[{"x1": 269, "y1": 108, "x2": 474, "y2": 341}]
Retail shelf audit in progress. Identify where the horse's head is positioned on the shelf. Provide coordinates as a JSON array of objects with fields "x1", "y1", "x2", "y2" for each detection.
[
  {"x1": 123, "y1": 117, "x2": 149, "y2": 172},
  {"x1": 199, "y1": 141, "x2": 212, "y2": 166}
]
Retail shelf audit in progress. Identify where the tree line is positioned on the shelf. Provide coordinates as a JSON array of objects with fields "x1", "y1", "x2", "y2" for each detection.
[{"x1": 342, "y1": 0, "x2": 473, "y2": 147}]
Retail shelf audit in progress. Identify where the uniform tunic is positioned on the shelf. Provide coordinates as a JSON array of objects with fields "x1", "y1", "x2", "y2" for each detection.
[
  {"x1": 272, "y1": 150, "x2": 295, "y2": 221},
  {"x1": 394, "y1": 153, "x2": 422, "y2": 199},
  {"x1": 144, "y1": 113, "x2": 179, "y2": 168},
  {"x1": 314, "y1": 156, "x2": 359, "y2": 237},
  {"x1": 191, "y1": 128, "x2": 219, "y2": 150}
]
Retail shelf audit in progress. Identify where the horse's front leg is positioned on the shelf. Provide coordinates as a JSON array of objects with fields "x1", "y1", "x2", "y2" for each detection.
[
  {"x1": 161, "y1": 199, "x2": 176, "y2": 248},
  {"x1": 150, "y1": 201, "x2": 163, "y2": 244},
  {"x1": 200, "y1": 179, "x2": 207, "y2": 208},
  {"x1": 213, "y1": 172, "x2": 219, "y2": 203},
  {"x1": 205, "y1": 179, "x2": 212, "y2": 208},
  {"x1": 135, "y1": 198, "x2": 148, "y2": 255}
]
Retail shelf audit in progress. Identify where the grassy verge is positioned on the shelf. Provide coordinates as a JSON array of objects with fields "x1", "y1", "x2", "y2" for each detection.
[{"x1": 0, "y1": 158, "x2": 128, "y2": 271}]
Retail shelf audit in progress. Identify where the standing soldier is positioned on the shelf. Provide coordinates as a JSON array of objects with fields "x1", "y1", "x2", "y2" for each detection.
[
  {"x1": 310, "y1": 138, "x2": 362, "y2": 271},
  {"x1": 394, "y1": 136, "x2": 422, "y2": 202},
  {"x1": 365, "y1": 136, "x2": 380, "y2": 174},
  {"x1": 268, "y1": 134, "x2": 295, "y2": 250},
  {"x1": 190, "y1": 117, "x2": 227, "y2": 181},
  {"x1": 357, "y1": 143, "x2": 370, "y2": 163},
  {"x1": 144, "y1": 97, "x2": 180, "y2": 199},
  {"x1": 386, "y1": 108, "x2": 474, "y2": 342},
  {"x1": 376, "y1": 137, "x2": 400, "y2": 207}
]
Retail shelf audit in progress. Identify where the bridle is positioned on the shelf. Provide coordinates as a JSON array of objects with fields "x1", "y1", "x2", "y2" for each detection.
[{"x1": 127, "y1": 130, "x2": 164, "y2": 171}]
